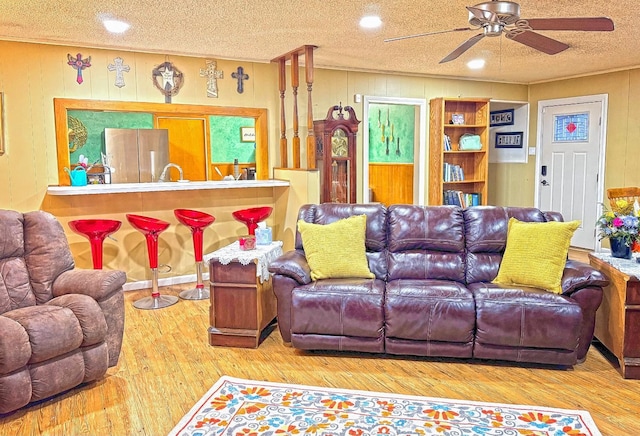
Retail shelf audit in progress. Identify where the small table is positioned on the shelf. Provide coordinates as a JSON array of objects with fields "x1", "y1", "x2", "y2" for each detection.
[
  {"x1": 588, "y1": 252, "x2": 640, "y2": 379},
  {"x1": 204, "y1": 241, "x2": 283, "y2": 348}
]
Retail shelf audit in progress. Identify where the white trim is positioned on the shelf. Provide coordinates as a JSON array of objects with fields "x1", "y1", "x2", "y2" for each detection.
[
  {"x1": 123, "y1": 272, "x2": 209, "y2": 291},
  {"x1": 535, "y1": 94, "x2": 608, "y2": 251},
  {"x1": 362, "y1": 96, "x2": 427, "y2": 205}
]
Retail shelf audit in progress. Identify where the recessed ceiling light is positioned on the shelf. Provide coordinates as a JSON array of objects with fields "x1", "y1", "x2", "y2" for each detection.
[
  {"x1": 360, "y1": 15, "x2": 382, "y2": 29},
  {"x1": 467, "y1": 59, "x2": 485, "y2": 69},
  {"x1": 103, "y1": 19, "x2": 130, "y2": 34}
]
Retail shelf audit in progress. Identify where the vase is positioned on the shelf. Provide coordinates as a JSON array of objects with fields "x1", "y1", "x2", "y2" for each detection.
[{"x1": 610, "y1": 237, "x2": 632, "y2": 259}]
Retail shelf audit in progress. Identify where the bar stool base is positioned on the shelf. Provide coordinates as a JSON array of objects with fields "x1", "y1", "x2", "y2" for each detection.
[
  {"x1": 133, "y1": 295, "x2": 179, "y2": 310},
  {"x1": 179, "y1": 287, "x2": 210, "y2": 300}
]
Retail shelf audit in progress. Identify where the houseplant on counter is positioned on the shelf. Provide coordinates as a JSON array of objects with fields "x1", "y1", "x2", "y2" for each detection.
[{"x1": 597, "y1": 199, "x2": 640, "y2": 259}]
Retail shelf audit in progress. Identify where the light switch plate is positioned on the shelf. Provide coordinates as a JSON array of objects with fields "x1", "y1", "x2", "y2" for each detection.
[{"x1": 528, "y1": 147, "x2": 536, "y2": 155}]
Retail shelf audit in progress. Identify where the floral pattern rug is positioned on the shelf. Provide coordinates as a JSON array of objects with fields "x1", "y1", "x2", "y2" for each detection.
[{"x1": 169, "y1": 376, "x2": 600, "y2": 436}]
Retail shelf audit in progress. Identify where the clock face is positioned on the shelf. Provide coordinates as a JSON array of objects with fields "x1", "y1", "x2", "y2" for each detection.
[{"x1": 331, "y1": 128, "x2": 348, "y2": 157}]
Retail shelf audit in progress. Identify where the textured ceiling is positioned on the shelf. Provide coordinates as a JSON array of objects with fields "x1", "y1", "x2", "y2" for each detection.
[{"x1": 0, "y1": 0, "x2": 637, "y2": 84}]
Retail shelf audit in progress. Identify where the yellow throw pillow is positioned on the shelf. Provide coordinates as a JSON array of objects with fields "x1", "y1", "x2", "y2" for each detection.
[
  {"x1": 298, "y1": 215, "x2": 375, "y2": 281},
  {"x1": 493, "y1": 218, "x2": 580, "y2": 294}
]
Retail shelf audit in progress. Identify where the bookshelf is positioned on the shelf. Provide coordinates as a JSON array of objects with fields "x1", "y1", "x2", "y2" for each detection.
[{"x1": 428, "y1": 97, "x2": 489, "y2": 206}]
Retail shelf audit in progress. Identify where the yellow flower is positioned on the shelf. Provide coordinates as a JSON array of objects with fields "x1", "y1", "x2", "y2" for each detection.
[
  {"x1": 605, "y1": 211, "x2": 615, "y2": 218},
  {"x1": 616, "y1": 199, "x2": 629, "y2": 209}
]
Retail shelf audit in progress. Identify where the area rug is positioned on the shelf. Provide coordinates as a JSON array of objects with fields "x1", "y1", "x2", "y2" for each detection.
[{"x1": 169, "y1": 376, "x2": 601, "y2": 436}]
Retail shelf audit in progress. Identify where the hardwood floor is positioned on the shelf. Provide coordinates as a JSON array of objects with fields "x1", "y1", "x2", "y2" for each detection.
[{"x1": 1, "y1": 284, "x2": 638, "y2": 435}]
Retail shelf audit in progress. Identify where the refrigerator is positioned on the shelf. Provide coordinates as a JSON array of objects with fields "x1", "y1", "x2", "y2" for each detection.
[{"x1": 104, "y1": 128, "x2": 169, "y2": 183}]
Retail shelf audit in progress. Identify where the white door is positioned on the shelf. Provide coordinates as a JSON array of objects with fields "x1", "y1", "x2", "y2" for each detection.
[{"x1": 537, "y1": 96, "x2": 607, "y2": 250}]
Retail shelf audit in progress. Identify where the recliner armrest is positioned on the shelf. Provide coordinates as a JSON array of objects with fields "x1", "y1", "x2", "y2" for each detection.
[
  {"x1": 52, "y1": 269, "x2": 127, "y2": 302},
  {"x1": 268, "y1": 249, "x2": 312, "y2": 285},
  {"x1": 561, "y1": 260, "x2": 609, "y2": 295}
]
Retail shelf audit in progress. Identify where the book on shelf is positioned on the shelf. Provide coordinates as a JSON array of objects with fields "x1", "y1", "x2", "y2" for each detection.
[
  {"x1": 443, "y1": 134, "x2": 451, "y2": 151},
  {"x1": 443, "y1": 163, "x2": 464, "y2": 182},
  {"x1": 442, "y1": 190, "x2": 482, "y2": 207}
]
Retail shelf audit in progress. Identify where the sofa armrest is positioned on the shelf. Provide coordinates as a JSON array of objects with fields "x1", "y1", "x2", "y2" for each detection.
[
  {"x1": 561, "y1": 260, "x2": 609, "y2": 295},
  {"x1": 268, "y1": 250, "x2": 312, "y2": 285},
  {"x1": 52, "y1": 269, "x2": 126, "y2": 302}
]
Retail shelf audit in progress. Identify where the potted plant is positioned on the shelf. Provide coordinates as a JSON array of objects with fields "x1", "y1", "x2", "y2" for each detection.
[{"x1": 596, "y1": 199, "x2": 640, "y2": 259}]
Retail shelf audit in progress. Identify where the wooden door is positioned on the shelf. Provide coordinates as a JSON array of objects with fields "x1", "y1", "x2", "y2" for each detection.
[{"x1": 156, "y1": 117, "x2": 208, "y2": 181}]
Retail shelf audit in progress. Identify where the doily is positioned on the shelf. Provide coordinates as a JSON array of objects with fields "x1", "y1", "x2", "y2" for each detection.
[
  {"x1": 591, "y1": 252, "x2": 640, "y2": 279},
  {"x1": 204, "y1": 241, "x2": 283, "y2": 283}
]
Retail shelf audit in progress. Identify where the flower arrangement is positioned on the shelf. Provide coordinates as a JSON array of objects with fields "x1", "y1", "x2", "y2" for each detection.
[{"x1": 596, "y1": 199, "x2": 640, "y2": 247}]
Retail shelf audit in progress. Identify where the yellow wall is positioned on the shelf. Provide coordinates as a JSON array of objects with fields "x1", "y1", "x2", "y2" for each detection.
[
  {"x1": 502, "y1": 69, "x2": 640, "y2": 206},
  {"x1": 0, "y1": 40, "x2": 528, "y2": 212}
]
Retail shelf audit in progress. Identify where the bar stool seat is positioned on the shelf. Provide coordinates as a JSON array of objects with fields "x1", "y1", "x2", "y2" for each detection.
[
  {"x1": 68, "y1": 219, "x2": 121, "y2": 269},
  {"x1": 174, "y1": 209, "x2": 215, "y2": 300},
  {"x1": 232, "y1": 206, "x2": 273, "y2": 235},
  {"x1": 126, "y1": 214, "x2": 178, "y2": 310}
]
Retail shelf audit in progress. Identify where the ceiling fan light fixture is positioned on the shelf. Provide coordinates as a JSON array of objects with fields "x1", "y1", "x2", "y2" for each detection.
[
  {"x1": 103, "y1": 19, "x2": 131, "y2": 34},
  {"x1": 467, "y1": 59, "x2": 485, "y2": 69},
  {"x1": 360, "y1": 15, "x2": 382, "y2": 29}
]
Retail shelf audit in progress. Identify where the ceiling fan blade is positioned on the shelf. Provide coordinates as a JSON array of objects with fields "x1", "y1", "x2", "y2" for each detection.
[
  {"x1": 506, "y1": 30, "x2": 569, "y2": 55},
  {"x1": 439, "y1": 33, "x2": 485, "y2": 63},
  {"x1": 524, "y1": 17, "x2": 614, "y2": 32},
  {"x1": 384, "y1": 27, "x2": 472, "y2": 43}
]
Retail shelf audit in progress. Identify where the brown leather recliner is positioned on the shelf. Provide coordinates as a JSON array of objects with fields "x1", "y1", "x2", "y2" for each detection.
[
  {"x1": 0, "y1": 210, "x2": 126, "y2": 414},
  {"x1": 269, "y1": 204, "x2": 609, "y2": 367}
]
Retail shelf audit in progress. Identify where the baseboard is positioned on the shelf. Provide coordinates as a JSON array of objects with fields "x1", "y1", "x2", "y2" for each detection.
[{"x1": 123, "y1": 272, "x2": 210, "y2": 291}]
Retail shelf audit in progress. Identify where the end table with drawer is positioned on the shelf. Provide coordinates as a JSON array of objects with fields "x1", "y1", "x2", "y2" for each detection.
[
  {"x1": 588, "y1": 252, "x2": 640, "y2": 379},
  {"x1": 204, "y1": 241, "x2": 283, "y2": 348}
]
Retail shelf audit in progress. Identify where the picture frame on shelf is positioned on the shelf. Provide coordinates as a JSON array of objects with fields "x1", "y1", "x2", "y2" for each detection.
[
  {"x1": 451, "y1": 113, "x2": 464, "y2": 125},
  {"x1": 495, "y1": 131, "x2": 524, "y2": 148},
  {"x1": 240, "y1": 126, "x2": 256, "y2": 143},
  {"x1": 490, "y1": 108, "x2": 515, "y2": 127}
]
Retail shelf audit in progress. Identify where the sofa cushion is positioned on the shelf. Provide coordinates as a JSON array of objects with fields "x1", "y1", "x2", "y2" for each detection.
[
  {"x1": 471, "y1": 282, "x2": 582, "y2": 352},
  {"x1": 3, "y1": 305, "x2": 84, "y2": 364},
  {"x1": 387, "y1": 205, "x2": 466, "y2": 282},
  {"x1": 385, "y1": 279, "x2": 475, "y2": 344},
  {"x1": 493, "y1": 218, "x2": 579, "y2": 294},
  {"x1": 298, "y1": 215, "x2": 374, "y2": 280},
  {"x1": 290, "y1": 278, "x2": 385, "y2": 338}
]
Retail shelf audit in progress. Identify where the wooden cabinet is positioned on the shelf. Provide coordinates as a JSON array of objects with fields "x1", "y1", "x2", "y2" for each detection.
[
  {"x1": 428, "y1": 97, "x2": 489, "y2": 206},
  {"x1": 208, "y1": 259, "x2": 277, "y2": 348},
  {"x1": 314, "y1": 104, "x2": 360, "y2": 203},
  {"x1": 589, "y1": 253, "x2": 640, "y2": 379}
]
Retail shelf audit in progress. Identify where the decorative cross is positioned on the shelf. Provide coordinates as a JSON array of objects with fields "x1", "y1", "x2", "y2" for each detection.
[
  {"x1": 152, "y1": 61, "x2": 184, "y2": 103},
  {"x1": 231, "y1": 66, "x2": 249, "y2": 94},
  {"x1": 200, "y1": 60, "x2": 223, "y2": 98},
  {"x1": 67, "y1": 53, "x2": 91, "y2": 84},
  {"x1": 107, "y1": 57, "x2": 130, "y2": 88}
]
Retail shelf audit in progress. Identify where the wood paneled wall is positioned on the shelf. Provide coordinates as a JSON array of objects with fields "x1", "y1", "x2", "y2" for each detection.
[{"x1": 368, "y1": 163, "x2": 414, "y2": 206}]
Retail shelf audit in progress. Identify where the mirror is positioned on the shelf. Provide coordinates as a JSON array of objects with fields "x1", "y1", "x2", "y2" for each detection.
[{"x1": 54, "y1": 98, "x2": 268, "y2": 185}]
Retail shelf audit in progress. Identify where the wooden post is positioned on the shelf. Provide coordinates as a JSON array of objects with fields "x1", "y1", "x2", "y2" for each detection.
[
  {"x1": 277, "y1": 58, "x2": 288, "y2": 168},
  {"x1": 305, "y1": 45, "x2": 316, "y2": 169},
  {"x1": 291, "y1": 53, "x2": 300, "y2": 168}
]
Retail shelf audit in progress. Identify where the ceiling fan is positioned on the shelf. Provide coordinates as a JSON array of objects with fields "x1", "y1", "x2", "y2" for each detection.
[{"x1": 384, "y1": 0, "x2": 614, "y2": 63}]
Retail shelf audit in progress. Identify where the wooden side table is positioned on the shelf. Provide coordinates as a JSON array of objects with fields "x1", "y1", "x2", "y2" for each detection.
[
  {"x1": 588, "y1": 253, "x2": 640, "y2": 379},
  {"x1": 205, "y1": 241, "x2": 283, "y2": 348}
]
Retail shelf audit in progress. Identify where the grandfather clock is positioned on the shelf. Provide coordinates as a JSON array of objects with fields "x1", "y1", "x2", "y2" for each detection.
[{"x1": 314, "y1": 104, "x2": 360, "y2": 203}]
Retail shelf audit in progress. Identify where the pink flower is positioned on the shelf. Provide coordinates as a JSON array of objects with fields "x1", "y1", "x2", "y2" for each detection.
[{"x1": 612, "y1": 217, "x2": 623, "y2": 227}]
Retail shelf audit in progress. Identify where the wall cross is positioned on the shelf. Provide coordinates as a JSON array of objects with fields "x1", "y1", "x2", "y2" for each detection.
[{"x1": 231, "y1": 66, "x2": 249, "y2": 94}]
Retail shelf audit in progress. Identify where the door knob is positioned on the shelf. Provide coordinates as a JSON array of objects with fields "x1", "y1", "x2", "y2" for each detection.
[{"x1": 541, "y1": 180, "x2": 549, "y2": 186}]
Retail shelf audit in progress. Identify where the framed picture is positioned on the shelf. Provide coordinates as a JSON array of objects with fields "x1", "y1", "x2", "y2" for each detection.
[
  {"x1": 240, "y1": 126, "x2": 256, "y2": 142},
  {"x1": 495, "y1": 131, "x2": 523, "y2": 148},
  {"x1": 451, "y1": 113, "x2": 464, "y2": 125},
  {"x1": 490, "y1": 108, "x2": 514, "y2": 127},
  {"x1": 0, "y1": 92, "x2": 4, "y2": 155}
]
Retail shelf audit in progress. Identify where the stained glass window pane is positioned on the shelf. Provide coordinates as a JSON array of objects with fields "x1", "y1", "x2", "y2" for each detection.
[{"x1": 553, "y1": 113, "x2": 589, "y2": 142}]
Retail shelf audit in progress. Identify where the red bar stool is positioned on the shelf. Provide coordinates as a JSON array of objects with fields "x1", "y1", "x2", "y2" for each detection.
[
  {"x1": 174, "y1": 209, "x2": 215, "y2": 300},
  {"x1": 126, "y1": 214, "x2": 178, "y2": 310},
  {"x1": 232, "y1": 206, "x2": 273, "y2": 235},
  {"x1": 68, "y1": 219, "x2": 122, "y2": 269}
]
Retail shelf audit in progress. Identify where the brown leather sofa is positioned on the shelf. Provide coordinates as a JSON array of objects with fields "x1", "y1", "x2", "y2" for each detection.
[
  {"x1": 269, "y1": 204, "x2": 608, "y2": 367},
  {"x1": 0, "y1": 210, "x2": 126, "y2": 414}
]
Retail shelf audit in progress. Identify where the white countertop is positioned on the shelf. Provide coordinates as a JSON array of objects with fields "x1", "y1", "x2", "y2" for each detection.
[{"x1": 47, "y1": 179, "x2": 290, "y2": 196}]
